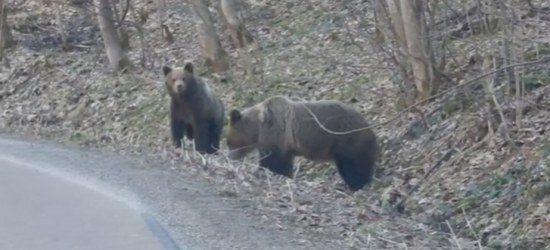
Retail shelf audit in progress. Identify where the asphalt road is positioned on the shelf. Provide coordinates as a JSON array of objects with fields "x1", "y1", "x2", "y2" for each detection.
[
  {"x1": 0, "y1": 155, "x2": 170, "y2": 250},
  {"x1": 0, "y1": 135, "x2": 341, "y2": 250}
]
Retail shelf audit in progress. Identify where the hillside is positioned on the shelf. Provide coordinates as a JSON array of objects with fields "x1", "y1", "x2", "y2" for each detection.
[{"x1": 1, "y1": 0, "x2": 550, "y2": 249}]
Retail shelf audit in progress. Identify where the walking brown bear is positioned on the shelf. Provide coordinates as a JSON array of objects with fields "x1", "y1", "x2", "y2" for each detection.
[{"x1": 225, "y1": 96, "x2": 378, "y2": 191}]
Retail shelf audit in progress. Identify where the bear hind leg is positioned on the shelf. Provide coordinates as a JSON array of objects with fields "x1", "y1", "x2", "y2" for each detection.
[
  {"x1": 259, "y1": 148, "x2": 294, "y2": 178},
  {"x1": 334, "y1": 153, "x2": 373, "y2": 192},
  {"x1": 194, "y1": 121, "x2": 217, "y2": 154},
  {"x1": 171, "y1": 118, "x2": 186, "y2": 148}
]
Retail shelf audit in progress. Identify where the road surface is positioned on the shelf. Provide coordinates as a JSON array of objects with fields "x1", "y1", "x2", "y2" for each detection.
[
  {"x1": 0, "y1": 155, "x2": 172, "y2": 250},
  {"x1": 0, "y1": 135, "x2": 341, "y2": 250}
]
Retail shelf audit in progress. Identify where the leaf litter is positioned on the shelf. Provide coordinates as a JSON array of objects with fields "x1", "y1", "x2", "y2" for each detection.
[{"x1": 1, "y1": 0, "x2": 550, "y2": 249}]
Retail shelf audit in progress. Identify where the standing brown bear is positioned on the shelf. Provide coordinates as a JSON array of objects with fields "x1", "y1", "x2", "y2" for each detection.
[
  {"x1": 225, "y1": 96, "x2": 378, "y2": 191},
  {"x1": 162, "y1": 61, "x2": 225, "y2": 154}
]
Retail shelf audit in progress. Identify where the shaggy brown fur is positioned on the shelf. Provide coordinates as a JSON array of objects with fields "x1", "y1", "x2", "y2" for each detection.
[
  {"x1": 162, "y1": 62, "x2": 224, "y2": 154},
  {"x1": 226, "y1": 96, "x2": 378, "y2": 191}
]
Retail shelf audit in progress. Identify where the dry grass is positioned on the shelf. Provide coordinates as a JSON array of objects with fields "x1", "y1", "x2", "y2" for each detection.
[{"x1": 1, "y1": 0, "x2": 550, "y2": 249}]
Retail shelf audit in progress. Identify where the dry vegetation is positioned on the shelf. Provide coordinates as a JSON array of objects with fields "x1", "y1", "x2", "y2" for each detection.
[{"x1": 1, "y1": 0, "x2": 550, "y2": 249}]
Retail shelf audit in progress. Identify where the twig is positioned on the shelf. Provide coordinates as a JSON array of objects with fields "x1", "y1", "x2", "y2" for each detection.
[
  {"x1": 296, "y1": 56, "x2": 550, "y2": 136},
  {"x1": 394, "y1": 146, "x2": 456, "y2": 211},
  {"x1": 375, "y1": 236, "x2": 403, "y2": 247},
  {"x1": 333, "y1": 187, "x2": 353, "y2": 199},
  {"x1": 286, "y1": 179, "x2": 295, "y2": 212},
  {"x1": 113, "y1": 0, "x2": 130, "y2": 29},
  {"x1": 226, "y1": 144, "x2": 255, "y2": 156},
  {"x1": 446, "y1": 134, "x2": 489, "y2": 169},
  {"x1": 180, "y1": 138, "x2": 190, "y2": 161},
  {"x1": 266, "y1": 173, "x2": 273, "y2": 198},
  {"x1": 446, "y1": 220, "x2": 463, "y2": 250},
  {"x1": 366, "y1": 233, "x2": 372, "y2": 250},
  {"x1": 462, "y1": 208, "x2": 484, "y2": 250},
  {"x1": 486, "y1": 56, "x2": 512, "y2": 143},
  {"x1": 293, "y1": 163, "x2": 301, "y2": 179}
]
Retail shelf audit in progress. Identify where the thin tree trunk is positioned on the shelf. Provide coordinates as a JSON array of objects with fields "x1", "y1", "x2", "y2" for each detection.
[
  {"x1": 386, "y1": 0, "x2": 407, "y2": 55},
  {"x1": 386, "y1": 0, "x2": 415, "y2": 107},
  {"x1": 0, "y1": 0, "x2": 13, "y2": 68},
  {"x1": 155, "y1": 0, "x2": 174, "y2": 44},
  {"x1": 110, "y1": 0, "x2": 130, "y2": 50},
  {"x1": 95, "y1": 0, "x2": 131, "y2": 72},
  {"x1": 188, "y1": 0, "x2": 229, "y2": 73},
  {"x1": 0, "y1": 0, "x2": 14, "y2": 55},
  {"x1": 220, "y1": 0, "x2": 253, "y2": 49},
  {"x1": 400, "y1": 0, "x2": 433, "y2": 102},
  {"x1": 155, "y1": 0, "x2": 166, "y2": 26},
  {"x1": 54, "y1": 2, "x2": 73, "y2": 51},
  {"x1": 372, "y1": 0, "x2": 388, "y2": 44}
]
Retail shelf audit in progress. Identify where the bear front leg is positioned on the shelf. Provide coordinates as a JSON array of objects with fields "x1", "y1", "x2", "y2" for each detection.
[
  {"x1": 207, "y1": 121, "x2": 222, "y2": 153},
  {"x1": 259, "y1": 148, "x2": 294, "y2": 178},
  {"x1": 171, "y1": 117, "x2": 186, "y2": 148},
  {"x1": 194, "y1": 121, "x2": 217, "y2": 154},
  {"x1": 185, "y1": 123, "x2": 194, "y2": 140}
]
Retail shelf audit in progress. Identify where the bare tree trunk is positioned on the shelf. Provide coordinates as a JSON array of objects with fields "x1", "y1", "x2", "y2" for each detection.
[
  {"x1": 153, "y1": 0, "x2": 173, "y2": 44},
  {"x1": 386, "y1": 0, "x2": 406, "y2": 54},
  {"x1": 110, "y1": 0, "x2": 130, "y2": 50},
  {"x1": 372, "y1": 0, "x2": 388, "y2": 44},
  {"x1": 95, "y1": 0, "x2": 132, "y2": 72},
  {"x1": 155, "y1": 0, "x2": 166, "y2": 25},
  {"x1": 0, "y1": 0, "x2": 13, "y2": 68},
  {"x1": 399, "y1": 0, "x2": 433, "y2": 102},
  {"x1": 54, "y1": 2, "x2": 73, "y2": 51},
  {"x1": 188, "y1": 0, "x2": 229, "y2": 73},
  {"x1": 129, "y1": 2, "x2": 149, "y2": 67},
  {"x1": 385, "y1": 0, "x2": 415, "y2": 107},
  {"x1": 220, "y1": 0, "x2": 253, "y2": 49},
  {"x1": 0, "y1": 0, "x2": 15, "y2": 58}
]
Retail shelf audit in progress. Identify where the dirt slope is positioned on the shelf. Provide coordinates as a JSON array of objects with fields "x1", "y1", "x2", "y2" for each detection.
[{"x1": 1, "y1": 0, "x2": 549, "y2": 249}]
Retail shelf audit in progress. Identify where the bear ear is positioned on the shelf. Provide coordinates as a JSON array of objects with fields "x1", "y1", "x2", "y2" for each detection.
[
  {"x1": 183, "y1": 62, "x2": 194, "y2": 75},
  {"x1": 230, "y1": 109, "x2": 242, "y2": 124},
  {"x1": 162, "y1": 66, "x2": 172, "y2": 77}
]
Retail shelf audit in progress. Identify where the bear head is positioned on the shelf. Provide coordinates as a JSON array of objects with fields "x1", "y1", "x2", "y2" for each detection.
[
  {"x1": 226, "y1": 96, "x2": 292, "y2": 160},
  {"x1": 226, "y1": 107, "x2": 264, "y2": 160},
  {"x1": 162, "y1": 61, "x2": 198, "y2": 97}
]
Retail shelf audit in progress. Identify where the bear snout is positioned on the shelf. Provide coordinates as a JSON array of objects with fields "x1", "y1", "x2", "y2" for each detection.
[{"x1": 176, "y1": 84, "x2": 185, "y2": 93}]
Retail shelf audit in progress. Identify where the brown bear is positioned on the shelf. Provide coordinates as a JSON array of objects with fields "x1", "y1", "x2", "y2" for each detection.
[
  {"x1": 225, "y1": 95, "x2": 378, "y2": 191},
  {"x1": 162, "y1": 61, "x2": 225, "y2": 154}
]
